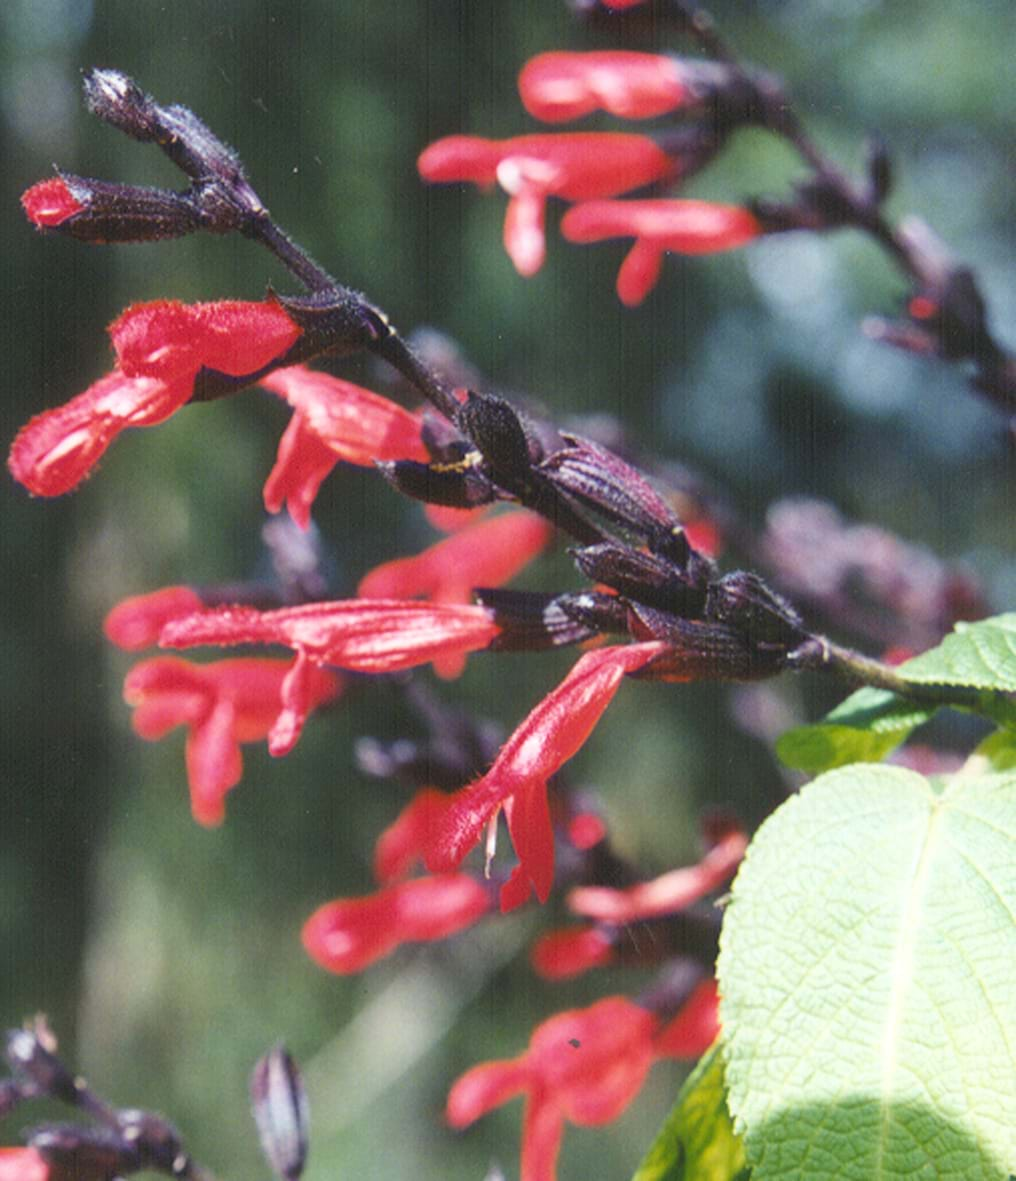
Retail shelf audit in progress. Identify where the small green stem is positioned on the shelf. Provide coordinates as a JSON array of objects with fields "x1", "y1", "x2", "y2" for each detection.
[{"x1": 795, "y1": 635, "x2": 985, "y2": 711}]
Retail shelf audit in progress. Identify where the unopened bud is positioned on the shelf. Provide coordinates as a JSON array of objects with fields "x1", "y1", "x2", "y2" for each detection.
[
  {"x1": 541, "y1": 434, "x2": 679, "y2": 538},
  {"x1": 476, "y1": 588, "x2": 608, "y2": 650},
  {"x1": 5, "y1": 1030, "x2": 77, "y2": 1106},
  {"x1": 375, "y1": 457, "x2": 496, "y2": 509},
  {"x1": 22, "y1": 175, "x2": 204, "y2": 243},
  {"x1": 250, "y1": 1045, "x2": 309, "y2": 1181},
  {"x1": 83, "y1": 69, "x2": 158, "y2": 140},
  {"x1": 455, "y1": 392, "x2": 533, "y2": 483}
]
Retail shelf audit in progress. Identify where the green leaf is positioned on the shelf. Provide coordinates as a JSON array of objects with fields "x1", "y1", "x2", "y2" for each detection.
[
  {"x1": 972, "y1": 727, "x2": 1016, "y2": 772},
  {"x1": 775, "y1": 688, "x2": 935, "y2": 773},
  {"x1": 718, "y1": 765, "x2": 1016, "y2": 1180},
  {"x1": 898, "y1": 613, "x2": 1016, "y2": 692},
  {"x1": 777, "y1": 614, "x2": 1016, "y2": 774},
  {"x1": 632, "y1": 1043, "x2": 748, "y2": 1181}
]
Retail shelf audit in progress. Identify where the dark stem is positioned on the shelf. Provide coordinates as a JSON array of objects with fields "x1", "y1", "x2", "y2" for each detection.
[
  {"x1": 368, "y1": 329, "x2": 463, "y2": 421},
  {"x1": 245, "y1": 217, "x2": 338, "y2": 294}
]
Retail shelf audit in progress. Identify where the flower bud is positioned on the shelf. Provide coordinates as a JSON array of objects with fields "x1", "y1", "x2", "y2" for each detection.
[
  {"x1": 250, "y1": 1046, "x2": 309, "y2": 1181},
  {"x1": 540, "y1": 434, "x2": 679, "y2": 538},
  {"x1": 455, "y1": 393, "x2": 533, "y2": 484},
  {"x1": 22, "y1": 175, "x2": 204, "y2": 243}
]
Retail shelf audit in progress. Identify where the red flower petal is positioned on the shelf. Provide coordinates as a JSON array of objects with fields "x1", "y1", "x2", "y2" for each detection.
[
  {"x1": 530, "y1": 926, "x2": 614, "y2": 980},
  {"x1": 519, "y1": 52, "x2": 687, "y2": 123},
  {"x1": 374, "y1": 788, "x2": 453, "y2": 884},
  {"x1": 262, "y1": 411, "x2": 339, "y2": 530},
  {"x1": 446, "y1": 1058, "x2": 531, "y2": 1128},
  {"x1": 520, "y1": 1095, "x2": 566, "y2": 1181},
  {"x1": 185, "y1": 697, "x2": 242, "y2": 826},
  {"x1": 160, "y1": 599, "x2": 500, "y2": 675},
  {"x1": 417, "y1": 136, "x2": 506, "y2": 185},
  {"x1": 655, "y1": 979, "x2": 720, "y2": 1060},
  {"x1": 562, "y1": 199, "x2": 760, "y2": 303},
  {"x1": 424, "y1": 503, "x2": 488, "y2": 533},
  {"x1": 426, "y1": 643, "x2": 665, "y2": 900},
  {"x1": 504, "y1": 188, "x2": 548, "y2": 276},
  {"x1": 104, "y1": 586, "x2": 205, "y2": 651},
  {"x1": 111, "y1": 298, "x2": 301, "y2": 381},
  {"x1": 500, "y1": 779, "x2": 556, "y2": 910},
  {"x1": 568, "y1": 829, "x2": 747, "y2": 923},
  {"x1": 302, "y1": 873, "x2": 489, "y2": 974},
  {"x1": 260, "y1": 366, "x2": 428, "y2": 464},
  {"x1": 123, "y1": 656, "x2": 340, "y2": 825},
  {"x1": 684, "y1": 517, "x2": 722, "y2": 559},
  {"x1": 420, "y1": 134, "x2": 674, "y2": 276},
  {"x1": 7, "y1": 369, "x2": 192, "y2": 496},
  {"x1": 532, "y1": 998, "x2": 657, "y2": 1126},
  {"x1": 616, "y1": 239, "x2": 663, "y2": 306},
  {"x1": 358, "y1": 511, "x2": 552, "y2": 604},
  {"x1": 563, "y1": 198, "x2": 760, "y2": 249},
  {"x1": 447, "y1": 996, "x2": 659, "y2": 1181},
  {"x1": 0, "y1": 1149, "x2": 50, "y2": 1181},
  {"x1": 21, "y1": 177, "x2": 84, "y2": 227}
]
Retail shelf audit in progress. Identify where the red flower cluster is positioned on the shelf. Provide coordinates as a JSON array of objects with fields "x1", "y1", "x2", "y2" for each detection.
[
  {"x1": 260, "y1": 365, "x2": 428, "y2": 529},
  {"x1": 419, "y1": 133, "x2": 673, "y2": 276},
  {"x1": 358, "y1": 509, "x2": 553, "y2": 676},
  {"x1": 562, "y1": 199, "x2": 761, "y2": 305},
  {"x1": 302, "y1": 874, "x2": 490, "y2": 974},
  {"x1": 426, "y1": 642, "x2": 666, "y2": 910},
  {"x1": 420, "y1": 46, "x2": 764, "y2": 301},
  {"x1": 569, "y1": 826, "x2": 747, "y2": 922},
  {"x1": 123, "y1": 656, "x2": 341, "y2": 826},
  {"x1": 8, "y1": 298, "x2": 301, "y2": 497},
  {"x1": 447, "y1": 990, "x2": 717, "y2": 1181},
  {"x1": 160, "y1": 598, "x2": 500, "y2": 676},
  {"x1": 103, "y1": 585, "x2": 205, "y2": 651}
]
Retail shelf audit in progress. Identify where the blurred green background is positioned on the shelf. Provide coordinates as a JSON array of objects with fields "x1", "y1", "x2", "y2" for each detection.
[{"x1": 0, "y1": 1, "x2": 1012, "y2": 1178}]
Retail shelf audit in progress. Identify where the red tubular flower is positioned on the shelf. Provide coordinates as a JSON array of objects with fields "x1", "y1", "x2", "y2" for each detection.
[
  {"x1": 519, "y1": 52, "x2": 688, "y2": 123},
  {"x1": 123, "y1": 656, "x2": 341, "y2": 826},
  {"x1": 418, "y1": 133, "x2": 674, "y2": 276},
  {"x1": 426, "y1": 642, "x2": 665, "y2": 911},
  {"x1": 302, "y1": 873, "x2": 490, "y2": 974},
  {"x1": 447, "y1": 996, "x2": 658, "y2": 1181},
  {"x1": 568, "y1": 828, "x2": 747, "y2": 923},
  {"x1": 21, "y1": 177, "x2": 84, "y2": 227},
  {"x1": 160, "y1": 599, "x2": 500, "y2": 676},
  {"x1": 561, "y1": 199, "x2": 762, "y2": 305},
  {"x1": 530, "y1": 926, "x2": 615, "y2": 980},
  {"x1": 103, "y1": 586, "x2": 205, "y2": 651},
  {"x1": 0, "y1": 1150, "x2": 49, "y2": 1181},
  {"x1": 374, "y1": 787, "x2": 454, "y2": 884},
  {"x1": 358, "y1": 510, "x2": 553, "y2": 678},
  {"x1": 111, "y1": 298, "x2": 301, "y2": 382},
  {"x1": 654, "y1": 979, "x2": 720, "y2": 1060},
  {"x1": 8, "y1": 298, "x2": 302, "y2": 497},
  {"x1": 261, "y1": 412, "x2": 339, "y2": 530},
  {"x1": 260, "y1": 365, "x2": 429, "y2": 529},
  {"x1": 9, "y1": 370, "x2": 191, "y2": 496}
]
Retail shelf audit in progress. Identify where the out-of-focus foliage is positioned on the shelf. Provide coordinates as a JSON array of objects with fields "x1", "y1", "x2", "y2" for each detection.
[{"x1": 0, "y1": 2, "x2": 1012, "y2": 1178}]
